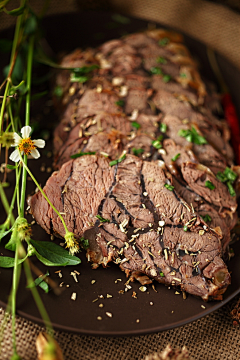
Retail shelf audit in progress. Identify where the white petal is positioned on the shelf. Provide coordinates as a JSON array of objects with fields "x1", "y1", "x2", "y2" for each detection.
[
  {"x1": 9, "y1": 149, "x2": 20, "y2": 163},
  {"x1": 21, "y1": 126, "x2": 31, "y2": 139},
  {"x1": 33, "y1": 139, "x2": 45, "y2": 148},
  {"x1": 30, "y1": 148, "x2": 40, "y2": 159},
  {"x1": 12, "y1": 132, "x2": 22, "y2": 146}
]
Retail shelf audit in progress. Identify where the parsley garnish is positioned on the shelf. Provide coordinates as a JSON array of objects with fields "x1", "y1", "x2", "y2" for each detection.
[
  {"x1": 80, "y1": 237, "x2": 89, "y2": 249},
  {"x1": 96, "y1": 215, "x2": 110, "y2": 223},
  {"x1": 205, "y1": 180, "x2": 215, "y2": 190},
  {"x1": 202, "y1": 214, "x2": 212, "y2": 223},
  {"x1": 71, "y1": 151, "x2": 96, "y2": 159},
  {"x1": 70, "y1": 64, "x2": 99, "y2": 83},
  {"x1": 164, "y1": 184, "x2": 174, "y2": 191},
  {"x1": 152, "y1": 140, "x2": 162, "y2": 149},
  {"x1": 109, "y1": 153, "x2": 126, "y2": 167},
  {"x1": 157, "y1": 57, "x2": 167, "y2": 64},
  {"x1": 115, "y1": 100, "x2": 125, "y2": 107},
  {"x1": 178, "y1": 126, "x2": 207, "y2": 145},
  {"x1": 150, "y1": 66, "x2": 163, "y2": 75},
  {"x1": 183, "y1": 225, "x2": 188, "y2": 232},
  {"x1": 216, "y1": 167, "x2": 237, "y2": 197},
  {"x1": 158, "y1": 37, "x2": 169, "y2": 46},
  {"x1": 132, "y1": 121, "x2": 141, "y2": 130},
  {"x1": 162, "y1": 74, "x2": 171, "y2": 83},
  {"x1": 159, "y1": 271, "x2": 164, "y2": 277},
  {"x1": 132, "y1": 148, "x2": 144, "y2": 156},
  {"x1": 171, "y1": 153, "x2": 180, "y2": 162},
  {"x1": 160, "y1": 123, "x2": 167, "y2": 133}
]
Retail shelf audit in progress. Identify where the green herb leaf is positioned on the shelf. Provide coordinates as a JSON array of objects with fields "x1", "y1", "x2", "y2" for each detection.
[
  {"x1": 70, "y1": 74, "x2": 89, "y2": 83},
  {"x1": 178, "y1": 126, "x2": 207, "y2": 145},
  {"x1": 71, "y1": 151, "x2": 96, "y2": 159},
  {"x1": 109, "y1": 153, "x2": 126, "y2": 166},
  {"x1": 226, "y1": 181, "x2": 236, "y2": 197},
  {"x1": 164, "y1": 184, "x2": 174, "y2": 191},
  {"x1": 202, "y1": 214, "x2": 212, "y2": 223},
  {"x1": 179, "y1": 72, "x2": 187, "y2": 78},
  {"x1": 0, "y1": 227, "x2": 12, "y2": 241},
  {"x1": 150, "y1": 66, "x2": 163, "y2": 75},
  {"x1": 158, "y1": 38, "x2": 169, "y2": 46},
  {"x1": 53, "y1": 85, "x2": 63, "y2": 97},
  {"x1": 96, "y1": 215, "x2": 110, "y2": 223},
  {"x1": 224, "y1": 167, "x2": 237, "y2": 182},
  {"x1": 131, "y1": 121, "x2": 141, "y2": 130},
  {"x1": 183, "y1": 225, "x2": 188, "y2": 232},
  {"x1": 115, "y1": 100, "x2": 125, "y2": 107},
  {"x1": 73, "y1": 64, "x2": 99, "y2": 74},
  {"x1": 159, "y1": 271, "x2": 164, "y2": 277},
  {"x1": 80, "y1": 237, "x2": 89, "y2": 249},
  {"x1": 205, "y1": 180, "x2": 215, "y2": 190},
  {"x1": 30, "y1": 239, "x2": 81, "y2": 266},
  {"x1": 152, "y1": 140, "x2": 162, "y2": 149},
  {"x1": 157, "y1": 57, "x2": 167, "y2": 64},
  {"x1": 162, "y1": 74, "x2": 171, "y2": 83},
  {"x1": 0, "y1": 254, "x2": 28, "y2": 268},
  {"x1": 216, "y1": 171, "x2": 227, "y2": 183},
  {"x1": 160, "y1": 123, "x2": 167, "y2": 133},
  {"x1": 132, "y1": 148, "x2": 144, "y2": 156},
  {"x1": 171, "y1": 153, "x2": 180, "y2": 162}
]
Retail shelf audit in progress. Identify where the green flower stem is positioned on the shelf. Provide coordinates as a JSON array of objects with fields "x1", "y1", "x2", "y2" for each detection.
[
  {"x1": 0, "y1": 182, "x2": 15, "y2": 226},
  {"x1": 18, "y1": 151, "x2": 69, "y2": 234},
  {"x1": 23, "y1": 257, "x2": 52, "y2": 331},
  {"x1": 20, "y1": 36, "x2": 34, "y2": 217},
  {"x1": 11, "y1": 237, "x2": 20, "y2": 356},
  {"x1": 0, "y1": 79, "x2": 10, "y2": 132}
]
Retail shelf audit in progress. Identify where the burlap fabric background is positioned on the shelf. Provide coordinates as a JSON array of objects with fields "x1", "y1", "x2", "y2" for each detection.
[{"x1": 1, "y1": 1, "x2": 240, "y2": 359}]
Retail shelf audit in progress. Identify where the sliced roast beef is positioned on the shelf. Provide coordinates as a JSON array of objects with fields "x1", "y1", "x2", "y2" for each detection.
[{"x1": 29, "y1": 154, "x2": 231, "y2": 301}]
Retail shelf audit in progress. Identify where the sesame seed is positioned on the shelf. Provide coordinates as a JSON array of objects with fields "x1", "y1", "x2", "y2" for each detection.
[
  {"x1": 97, "y1": 316, "x2": 102, "y2": 321},
  {"x1": 70, "y1": 272, "x2": 78, "y2": 282},
  {"x1": 150, "y1": 302, "x2": 154, "y2": 306},
  {"x1": 106, "y1": 312, "x2": 112, "y2": 318},
  {"x1": 99, "y1": 295, "x2": 104, "y2": 299},
  {"x1": 92, "y1": 299, "x2": 98, "y2": 303},
  {"x1": 91, "y1": 280, "x2": 96, "y2": 284},
  {"x1": 164, "y1": 249, "x2": 168, "y2": 261},
  {"x1": 156, "y1": 204, "x2": 160, "y2": 207},
  {"x1": 66, "y1": 284, "x2": 70, "y2": 288},
  {"x1": 99, "y1": 303, "x2": 104, "y2": 308},
  {"x1": 107, "y1": 294, "x2": 113, "y2": 298},
  {"x1": 143, "y1": 192, "x2": 148, "y2": 196},
  {"x1": 136, "y1": 319, "x2": 140, "y2": 323},
  {"x1": 175, "y1": 291, "x2": 180, "y2": 295},
  {"x1": 199, "y1": 230, "x2": 205, "y2": 235},
  {"x1": 139, "y1": 286, "x2": 147, "y2": 292},
  {"x1": 201, "y1": 305, "x2": 206, "y2": 309},
  {"x1": 142, "y1": 204, "x2": 146, "y2": 209},
  {"x1": 58, "y1": 272, "x2": 63, "y2": 278},
  {"x1": 158, "y1": 220, "x2": 165, "y2": 227}
]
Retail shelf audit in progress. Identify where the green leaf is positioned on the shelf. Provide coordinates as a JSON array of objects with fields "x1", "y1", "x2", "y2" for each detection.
[
  {"x1": 205, "y1": 180, "x2": 215, "y2": 190},
  {"x1": 109, "y1": 153, "x2": 126, "y2": 166},
  {"x1": 80, "y1": 237, "x2": 89, "y2": 249},
  {"x1": 162, "y1": 74, "x2": 171, "y2": 83},
  {"x1": 6, "y1": 164, "x2": 17, "y2": 170},
  {"x1": 53, "y1": 85, "x2": 63, "y2": 97},
  {"x1": 160, "y1": 123, "x2": 167, "y2": 133},
  {"x1": 70, "y1": 74, "x2": 88, "y2": 83},
  {"x1": 150, "y1": 67, "x2": 163, "y2": 75},
  {"x1": 202, "y1": 214, "x2": 212, "y2": 223},
  {"x1": 5, "y1": 229, "x2": 17, "y2": 251},
  {"x1": 115, "y1": 100, "x2": 125, "y2": 107},
  {"x1": 216, "y1": 171, "x2": 227, "y2": 183},
  {"x1": 164, "y1": 184, "x2": 174, "y2": 191},
  {"x1": 159, "y1": 271, "x2": 164, "y2": 277},
  {"x1": 171, "y1": 153, "x2": 180, "y2": 162},
  {"x1": 30, "y1": 239, "x2": 81, "y2": 266},
  {"x1": 158, "y1": 37, "x2": 169, "y2": 46},
  {"x1": 4, "y1": 4, "x2": 26, "y2": 15},
  {"x1": 96, "y1": 215, "x2": 110, "y2": 223},
  {"x1": 183, "y1": 225, "x2": 188, "y2": 232},
  {"x1": 26, "y1": 271, "x2": 49, "y2": 293},
  {"x1": 0, "y1": 227, "x2": 12, "y2": 240},
  {"x1": 132, "y1": 148, "x2": 144, "y2": 156},
  {"x1": 223, "y1": 167, "x2": 237, "y2": 182},
  {"x1": 73, "y1": 65, "x2": 99, "y2": 75},
  {"x1": 131, "y1": 121, "x2": 141, "y2": 130},
  {"x1": 71, "y1": 151, "x2": 96, "y2": 159},
  {"x1": 226, "y1": 181, "x2": 236, "y2": 197},
  {"x1": 152, "y1": 140, "x2": 162, "y2": 149},
  {"x1": 157, "y1": 57, "x2": 167, "y2": 64},
  {"x1": 178, "y1": 126, "x2": 207, "y2": 145},
  {"x1": 0, "y1": 254, "x2": 28, "y2": 268}
]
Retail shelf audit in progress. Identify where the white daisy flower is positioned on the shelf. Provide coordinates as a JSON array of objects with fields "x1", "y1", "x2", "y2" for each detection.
[{"x1": 9, "y1": 126, "x2": 45, "y2": 163}]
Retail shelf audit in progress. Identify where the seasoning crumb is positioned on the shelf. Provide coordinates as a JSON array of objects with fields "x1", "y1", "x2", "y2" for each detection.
[
  {"x1": 199, "y1": 230, "x2": 205, "y2": 236},
  {"x1": 115, "y1": 279, "x2": 122, "y2": 283},
  {"x1": 119, "y1": 290, "x2": 124, "y2": 294},
  {"x1": 71, "y1": 272, "x2": 78, "y2": 283},
  {"x1": 150, "y1": 302, "x2": 154, "y2": 306},
  {"x1": 99, "y1": 295, "x2": 104, "y2": 299},
  {"x1": 74, "y1": 270, "x2": 80, "y2": 275},
  {"x1": 139, "y1": 286, "x2": 147, "y2": 292},
  {"x1": 59, "y1": 282, "x2": 64, "y2": 287},
  {"x1": 201, "y1": 305, "x2": 206, "y2": 309},
  {"x1": 143, "y1": 192, "x2": 148, "y2": 196},
  {"x1": 136, "y1": 319, "x2": 140, "y2": 323},
  {"x1": 171, "y1": 311, "x2": 174, "y2": 313},
  {"x1": 175, "y1": 291, "x2": 180, "y2": 295},
  {"x1": 99, "y1": 303, "x2": 104, "y2": 308},
  {"x1": 92, "y1": 298, "x2": 98, "y2": 303},
  {"x1": 58, "y1": 272, "x2": 63, "y2": 278},
  {"x1": 106, "y1": 312, "x2": 112, "y2": 318},
  {"x1": 91, "y1": 280, "x2": 96, "y2": 284},
  {"x1": 97, "y1": 316, "x2": 102, "y2": 321},
  {"x1": 106, "y1": 294, "x2": 113, "y2": 298},
  {"x1": 66, "y1": 284, "x2": 70, "y2": 288},
  {"x1": 132, "y1": 291, "x2": 137, "y2": 299},
  {"x1": 182, "y1": 291, "x2": 187, "y2": 300},
  {"x1": 152, "y1": 284, "x2": 158, "y2": 293},
  {"x1": 71, "y1": 292, "x2": 77, "y2": 301}
]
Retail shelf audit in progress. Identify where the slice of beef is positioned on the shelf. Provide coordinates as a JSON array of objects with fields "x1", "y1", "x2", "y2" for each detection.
[{"x1": 29, "y1": 154, "x2": 231, "y2": 301}]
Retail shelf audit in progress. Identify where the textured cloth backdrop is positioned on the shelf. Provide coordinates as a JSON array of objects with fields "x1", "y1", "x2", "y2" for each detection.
[{"x1": 1, "y1": 1, "x2": 240, "y2": 359}]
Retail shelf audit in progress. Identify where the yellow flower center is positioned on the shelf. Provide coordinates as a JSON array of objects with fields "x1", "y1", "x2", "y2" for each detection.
[{"x1": 18, "y1": 137, "x2": 36, "y2": 155}]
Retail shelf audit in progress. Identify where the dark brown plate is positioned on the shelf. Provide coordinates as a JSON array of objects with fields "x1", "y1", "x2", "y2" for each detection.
[{"x1": 0, "y1": 11, "x2": 240, "y2": 336}]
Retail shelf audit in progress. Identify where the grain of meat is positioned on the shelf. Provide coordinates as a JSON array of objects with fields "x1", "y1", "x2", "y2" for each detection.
[{"x1": 29, "y1": 29, "x2": 240, "y2": 301}]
